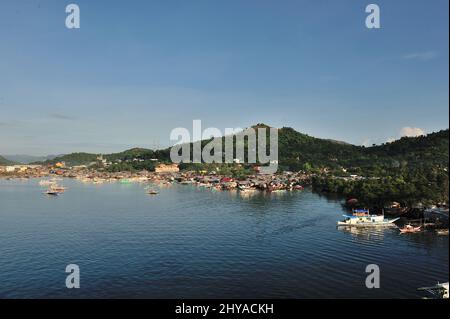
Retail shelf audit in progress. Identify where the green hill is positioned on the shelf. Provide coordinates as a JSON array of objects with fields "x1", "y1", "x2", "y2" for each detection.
[
  {"x1": 32, "y1": 125, "x2": 449, "y2": 206},
  {"x1": 36, "y1": 126, "x2": 449, "y2": 174},
  {"x1": 277, "y1": 126, "x2": 364, "y2": 171},
  {"x1": 37, "y1": 152, "x2": 99, "y2": 166},
  {"x1": 310, "y1": 129, "x2": 449, "y2": 207},
  {"x1": 0, "y1": 155, "x2": 15, "y2": 165},
  {"x1": 367, "y1": 129, "x2": 449, "y2": 169}
]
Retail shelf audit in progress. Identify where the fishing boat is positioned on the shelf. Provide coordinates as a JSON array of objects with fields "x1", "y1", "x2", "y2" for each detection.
[
  {"x1": 337, "y1": 209, "x2": 399, "y2": 227},
  {"x1": 239, "y1": 187, "x2": 257, "y2": 193},
  {"x1": 43, "y1": 189, "x2": 60, "y2": 196},
  {"x1": 399, "y1": 224, "x2": 422, "y2": 233},
  {"x1": 418, "y1": 282, "x2": 449, "y2": 299},
  {"x1": 269, "y1": 189, "x2": 286, "y2": 193},
  {"x1": 238, "y1": 185, "x2": 256, "y2": 192},
  {"x1": 50, "y1": 185, "x2": 66, "y2": 193}
]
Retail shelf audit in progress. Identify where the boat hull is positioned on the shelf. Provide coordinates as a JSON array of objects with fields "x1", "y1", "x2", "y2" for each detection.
[{"x1": 337, "y1": 218, "x2": 399, "y2": 227}]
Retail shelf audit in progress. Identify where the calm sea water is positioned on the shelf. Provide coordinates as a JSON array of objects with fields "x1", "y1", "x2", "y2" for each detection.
[{"x1": 0, "y1": 178, "x2": 448, "y2": 298}]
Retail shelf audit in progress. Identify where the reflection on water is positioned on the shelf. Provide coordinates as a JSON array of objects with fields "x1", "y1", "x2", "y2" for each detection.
[
  {"x1": 0, "y1": 178, "x2": 448, "y2": 298},
  {"x1": 338, "y1": 226, "x2": 391, "y2": 242}
]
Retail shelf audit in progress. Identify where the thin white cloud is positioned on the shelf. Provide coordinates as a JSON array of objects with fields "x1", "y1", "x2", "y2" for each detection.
[
  {"x1": 400, "y1": 126, "x2": 426, "y2": 137},
  {"x1": 362, "y1": 139, "x2": 372, "y2": 147},
  {"x1": 403, "y1": 51, "x2": 438, "y2": 61},
  {"x1": 386, "y1": 137, "x2": 395, "y2": 143},
  {"x1": 49, "y1": 113, "x2": 77, "y2": 121},
  {"x1": 364, "y1": 127, "x2": 427, "y2": 146}
]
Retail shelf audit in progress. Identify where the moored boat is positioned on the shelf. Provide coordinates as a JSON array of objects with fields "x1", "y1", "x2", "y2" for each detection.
[
  {"x1": 436, "y1": 229, "x2": 449, "y2": 235},
  {"x1": 337, "y1": 209, "x2": 399, "y2": 227},
  {"x1": 50, "y1": 185, "x2": 66, "y2": 193},
  {"x1": 418, "y1": 282, "x2": 449, "y2": 299},
  {"x1": 43, "y1": 190, "x2": 60, "y2": 196},
  {"x1": 399, "y1": 224, "x2": 422, "y2": 233}
]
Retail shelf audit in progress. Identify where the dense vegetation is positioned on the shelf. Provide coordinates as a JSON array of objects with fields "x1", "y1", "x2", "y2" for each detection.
[
  {"x1": 278, "y1": 127, "x2": 448, "y2": 172},
  {"x1": 31, "y1": 125, "x2": 449, "y2": 207},
  {"x1": 310, "y1": 130, "x2": 449, "y2": 207},
  {"x1": 277, "y1": 126, "x2": 362, "y2": 172},
  {"x1": 38, "y1": 152, "x2": 99, "y2": 166}
]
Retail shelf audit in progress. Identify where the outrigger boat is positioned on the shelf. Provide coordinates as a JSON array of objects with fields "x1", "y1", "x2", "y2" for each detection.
[
  {"x1": 43, "y1": 184, "x2": 66, "y2": 196},
  {"x1": 436, "y1": 229, "x2": 449, "y2": 236},
  {"x1": 399, "y1": 224, "x2": 422, "y2": 233},
  {"x1": 418, "y1": 282, "x2": 449, "y2": 299},
  {"x1": 43, "y1": 189, "x2": 60, "y2": 196},
  {"x1": 50, "y1": 185, "x2": 66, "y2": 193},
  {"x1": 337, "y1": 209, "x2": 399, "y2": 227}
]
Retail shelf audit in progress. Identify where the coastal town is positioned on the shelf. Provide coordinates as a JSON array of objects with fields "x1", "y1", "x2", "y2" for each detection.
[
  {"x1": 0, "y1": 160, "x2": 309, "y2": 193},
  {"x1": 1, "y1": 158, "x2": 448, "y2": 231}
]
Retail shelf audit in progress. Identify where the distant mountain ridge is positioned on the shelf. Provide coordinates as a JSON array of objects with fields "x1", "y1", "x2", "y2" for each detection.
[
  {"x1": 0, "y1": 155, "x2": 16, "y2": 165},
  {"x1": 1, "y1": 154, "x2": 63, "y2": 164}
]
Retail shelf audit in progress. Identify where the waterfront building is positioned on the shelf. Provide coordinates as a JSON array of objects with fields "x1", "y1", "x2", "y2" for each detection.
[{"x1": 155, "y1": 163, "x2": 180, "y2": 173}]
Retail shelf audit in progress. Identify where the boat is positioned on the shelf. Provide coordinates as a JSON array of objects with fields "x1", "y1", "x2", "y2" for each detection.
[
  {"x1": 147, "y1": 189, "x2": 159, "y2": 195},
  {"x1": 239, "y1": 187, "x2": 258, "y2": 193},
  {"x1": 238, "y1": 185, "x2": 257, "y2": 192},
  {"x1": 43, "y1": 190, "x2": 60, "y2": 196},
  {"x1": 49, "y1": 185, "x2": 66, "y2": 193},
  {"x1": 418, "y1": 282, "x2": 449, "y2": 299},
  {"x1": 269, "y1": 189, "x2": 286, "y2": 193},
  {"x1": 399, "y1": 224, "x2": 422, "y2": 233},
  {"x1": 436, "y1": 229, "x2": 449, "y2": 236},
  {"x1": 337, "y1": 209, "x2": 399, "y2": 227}
]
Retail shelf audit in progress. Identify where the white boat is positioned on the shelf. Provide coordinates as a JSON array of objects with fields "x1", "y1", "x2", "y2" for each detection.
[
  {"x1": 337, "y1": 209, "x2": 399, "y2": 227},
  {"x1": 418, "y1": 282, "x2": 449, "y2": 299},
  {"x1": 49, "y1": 184, "x2": 67, "y2": 193}
]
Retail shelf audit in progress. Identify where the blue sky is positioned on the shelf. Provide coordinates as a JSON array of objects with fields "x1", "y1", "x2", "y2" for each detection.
[{"x1": 0, "y1": 0, "x2": 448, "y2": 155}]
